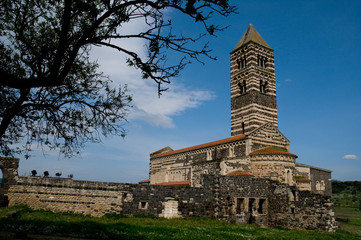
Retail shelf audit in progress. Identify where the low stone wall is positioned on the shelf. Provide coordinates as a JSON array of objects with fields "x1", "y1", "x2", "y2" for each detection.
[
  {"x1": 7, "y1": 176, "x2": 214, "y2": 217},
  {"x1": 5, "y1": 174, "x2": 336, "y2": 231}
]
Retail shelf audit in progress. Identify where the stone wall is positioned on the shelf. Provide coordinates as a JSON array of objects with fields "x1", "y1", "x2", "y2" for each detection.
[
  {"x1": 0, "y1": 157, "x2": 19, "y2": 206},
  {"x1": 7, "y1": 176, "x2": 214, "y2": 218},
  {"x1": 268, "y1": 187, "x2": 337, "y2": 231},
  {"x1": 310, "y1": 167, "x2": 332, "y2": 196},
  {"x1": 2, "y1": 162, "x2": 336, "y2": 231},
  {"x1": 250, "y1": 154, "x2": 296, "y2": 184},
  {"x1": 295, "y1": 163, "x2": 332, "y2": 196},
  {"x1": 214, "y1": 175, "x2": 337, "y2": 231}
]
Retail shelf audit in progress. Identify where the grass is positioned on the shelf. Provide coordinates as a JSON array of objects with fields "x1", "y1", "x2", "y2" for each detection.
[
  {"x1": 0, "y1": 206, "x2": 360, "y2": 240},
  {"x1": 335, "y1": 206, "x2": 361, "y2": 236}
]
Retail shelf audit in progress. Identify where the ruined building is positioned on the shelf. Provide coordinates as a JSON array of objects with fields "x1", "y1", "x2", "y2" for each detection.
[{"x1": 0, "y1": 25, "x2": 337, "y2": 231}]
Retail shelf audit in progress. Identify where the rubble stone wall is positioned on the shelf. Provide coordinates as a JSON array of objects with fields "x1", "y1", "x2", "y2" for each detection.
[{"x1": 7, "y1": 176, "x2": 214, "y2": 218}]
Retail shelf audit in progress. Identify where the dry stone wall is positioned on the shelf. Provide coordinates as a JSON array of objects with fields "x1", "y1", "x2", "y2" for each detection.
[
  {"x1": 7, "y1": 176, "x2": 214, "y2": 218},
  {"x1": 268, "y1": 187, "x2": 337, "y2": 231},
  {"x1": 215, "y1": 176, "x2": 337, "y2": 231}
]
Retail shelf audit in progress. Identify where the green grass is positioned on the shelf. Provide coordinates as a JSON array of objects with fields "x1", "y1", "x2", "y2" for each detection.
[
  {"x1": 335, "y1": 207, "x2": 361, "y2": 236},
  {"x1": 0, "y1": 206, "x2": 360, "y2": 240}
]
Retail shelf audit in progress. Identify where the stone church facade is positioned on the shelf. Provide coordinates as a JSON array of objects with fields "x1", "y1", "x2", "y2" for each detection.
[
  {"x1": 0, "y1": 25, "x2": 337, "y2": 231},
  {"x1": 150, "y1": 24, "x2": 332, "y2": 197}
]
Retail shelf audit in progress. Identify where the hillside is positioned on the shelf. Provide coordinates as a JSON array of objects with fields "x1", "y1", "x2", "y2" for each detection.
[
  {"x1": 332, "y1": 180, "x2": 361, "y2": 209},
  {"x1": 332, "y1": 180, "x2": 361, "y2": 236}
]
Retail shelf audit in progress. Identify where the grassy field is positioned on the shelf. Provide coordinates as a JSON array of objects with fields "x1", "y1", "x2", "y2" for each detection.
[
  {"x1": 332, "y1": 180, "x2": 361, "y2": 236},
  {"x1": 335, "y1": 207, "x2": 361, "y2": 236},
  {"x1": 0, "y1": 206, "x2": 360, "y2": 240}
]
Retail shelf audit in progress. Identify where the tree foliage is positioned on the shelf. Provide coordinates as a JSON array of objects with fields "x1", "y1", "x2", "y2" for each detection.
[{"x1": 0, "y1": 0, "x2": 236, "y2": 157}]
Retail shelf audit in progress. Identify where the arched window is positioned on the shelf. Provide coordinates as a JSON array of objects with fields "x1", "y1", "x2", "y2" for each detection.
[
  {"x1": 260, "y1": 80, "x2": 267, "y2": 93},
  {"x1": 238, "y1": 80, "x2": 247, "y2": 95},
  {"x1": 242, "y1": 57, "x2": 246, "y2": 69},
  {"x1": 238, "y1": 57, "x2": 247, "y2": 70},
  {"x1": 257, "y1": 56, "x2": 267, "y2": 68}
]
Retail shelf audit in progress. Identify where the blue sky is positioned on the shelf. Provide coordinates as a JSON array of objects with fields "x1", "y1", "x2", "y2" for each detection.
[{"x1": 15, "y1": 0, "x2": 361, "y2": 182}]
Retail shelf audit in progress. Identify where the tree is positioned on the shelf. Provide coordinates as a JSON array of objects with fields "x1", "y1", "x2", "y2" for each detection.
[{"x1": 0, "y1": 0, "x2": 236, "y2": 157}]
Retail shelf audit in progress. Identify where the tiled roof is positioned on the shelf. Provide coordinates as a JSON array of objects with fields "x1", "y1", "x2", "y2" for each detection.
[
  {"x1": 138, "y1": 179, "x2": 150, "y2": 183},
  {"x1": 152, "y1": 134, "x2": 246, "y2": 159},
  {"x1": 154, "y1": 181, "x2": 191, "y2": 186},
  {"x1": 296, "y1": 177, "x2": 311, "y2": 182},
  {"x1": 250, "y1": 147, "x2": 297, "y2": 157},
  {"x1": 226, "y1": 170, "x2": 254, "y2": 176}
]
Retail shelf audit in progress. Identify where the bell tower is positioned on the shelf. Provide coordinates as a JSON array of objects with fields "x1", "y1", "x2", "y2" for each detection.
[{"x1": 230, "y1": 24, "x2": 278, "y2": 136}]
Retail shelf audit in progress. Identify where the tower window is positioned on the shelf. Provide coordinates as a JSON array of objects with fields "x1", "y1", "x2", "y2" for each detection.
[
  {"x1": 238, "y1": 80, "x2": 247, "y2": 95},
  {"x1": 260, "y1": 80, "x2": 268, "y2": 94},
  {"x1": 257, "y1": 56, "x2": 267, "y2": 68},
  {"x1": 237, "y1": 57, "x2": 247, "y2": 70}
]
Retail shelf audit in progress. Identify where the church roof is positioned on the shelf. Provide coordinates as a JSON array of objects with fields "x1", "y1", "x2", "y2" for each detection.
[
  {"x1": 154, "y1": 181, "x2": 191, "y2": 186},
  {"x1": 151, "y1": 134, "x2": 246, "y2": 159},
  {"x1": 226, "y1": 170, "x2": 254, "y2": 176},
  {"x1": 138, "y1": 179, "x2": 150, "y2": 184},
  {"x1": 233, "y1": 24, "x2": 271, "y2": 52},
  {"x1": 295, "y1": 177, "x2": 311, "y2": 182},
  {"x1": 250, "y1": 147, "x2": 297, "y2": 157}
]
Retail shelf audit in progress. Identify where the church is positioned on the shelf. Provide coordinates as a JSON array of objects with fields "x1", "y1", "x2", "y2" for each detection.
[
  {"x1": 149, "y1": 24, "x2": 332, "y2": 196},
  {"x1": 1, "y1": 25, "x2": 337, "y2": 231}
]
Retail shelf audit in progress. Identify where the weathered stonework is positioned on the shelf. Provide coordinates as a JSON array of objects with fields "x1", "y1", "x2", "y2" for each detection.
[
  {"x1": 0, "y1": 157, "x2": 19, "y2": 206},
  {"x1": 1, "y1": 171, "x2": 336, "y2": 231}
]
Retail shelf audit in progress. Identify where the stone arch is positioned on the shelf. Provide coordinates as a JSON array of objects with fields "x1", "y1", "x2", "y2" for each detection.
[{"x1": 0, "y1": 157, "x2": 19, "y2": 206}]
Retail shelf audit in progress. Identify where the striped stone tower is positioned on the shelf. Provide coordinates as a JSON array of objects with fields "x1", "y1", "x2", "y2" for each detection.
[{"x1": 230, "y1": 24, "x2": 278, "y2": 136}]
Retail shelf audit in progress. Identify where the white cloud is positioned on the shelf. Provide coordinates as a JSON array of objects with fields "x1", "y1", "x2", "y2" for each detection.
[
  {"x1": 343, "y1": 154, "x2": 360, "y2": 160},
  {"x1": 90, "y1": 18, "x2": 214, "y2": 128},
  {"x1": 128, "y1": 82, "x2": 214, "y2": 128}
]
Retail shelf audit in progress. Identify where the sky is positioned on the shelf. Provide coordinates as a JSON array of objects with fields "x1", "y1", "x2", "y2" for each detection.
[{"x1": 13, "y1": 0, "x2": 361, "y2": 183}]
